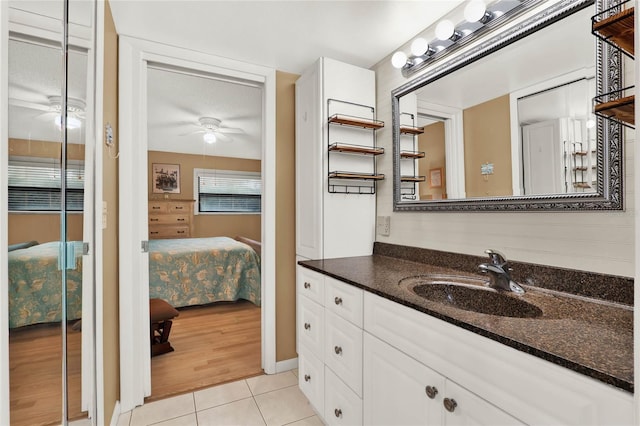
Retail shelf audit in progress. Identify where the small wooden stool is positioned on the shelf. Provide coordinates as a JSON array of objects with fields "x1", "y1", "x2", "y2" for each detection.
[{"x1": 150, "y1": 298, "x2": 179, "y2": 357}]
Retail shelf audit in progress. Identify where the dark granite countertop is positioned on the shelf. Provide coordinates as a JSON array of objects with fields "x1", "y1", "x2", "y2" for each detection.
[{"x1": 299, "y1": 254, "x2": 633, "y2": 393}]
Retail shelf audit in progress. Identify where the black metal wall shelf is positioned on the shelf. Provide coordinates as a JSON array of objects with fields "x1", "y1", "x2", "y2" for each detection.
[{"x1": 327, "y1": 99, "x2": 384, "y2": 194}]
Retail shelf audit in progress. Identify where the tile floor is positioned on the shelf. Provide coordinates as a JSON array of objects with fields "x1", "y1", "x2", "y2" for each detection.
[{"x1": 116, "y1": 370, "x2": 324, "y2": 426}]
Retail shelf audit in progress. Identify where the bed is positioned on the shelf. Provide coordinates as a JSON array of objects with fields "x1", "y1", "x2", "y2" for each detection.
[
  {"x1": 8, "y1": 241, "x2": 83, "y2": 328},
  {"x1": 148, "y1": 236, "x2": 261, "y2": 308}
]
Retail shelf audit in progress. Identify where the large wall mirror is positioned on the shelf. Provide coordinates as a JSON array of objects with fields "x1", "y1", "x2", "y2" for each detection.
[{"x1": 392, "y1": 0, "x2": 625, "y2": 212}]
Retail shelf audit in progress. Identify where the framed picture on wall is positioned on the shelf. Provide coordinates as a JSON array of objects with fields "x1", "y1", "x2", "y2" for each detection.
[
  {"x1": 429, "y1": 168, "x2": 443, "y2": 189},
  {"x1": 152, "y1": 163, "x2": 181, "y2": 193}
]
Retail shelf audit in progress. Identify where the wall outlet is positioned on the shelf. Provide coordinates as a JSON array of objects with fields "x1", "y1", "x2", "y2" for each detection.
[{"x1": 377, "y1": 216, "x2": 391, "y2": 236}]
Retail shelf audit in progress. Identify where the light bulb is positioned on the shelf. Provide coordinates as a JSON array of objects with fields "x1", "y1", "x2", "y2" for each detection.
[
  {"x1": 55, "y1": 114, "x2": 82, "y2": 129},
  {"x1": 203, "y1": 132, "x2": 217, "y2": 144},
  {"x1": 391, "y1": 51, "x2": 408, "y2": 69},
  {"x1": 411, "y1": 38, "x2": 430, "y2": 56},
  {"x1": 464, "y1": 0, "x2": 486, "y2": 22},
  {"x1": 435, "y1": 20, "x2": 455, "y2": 41}
]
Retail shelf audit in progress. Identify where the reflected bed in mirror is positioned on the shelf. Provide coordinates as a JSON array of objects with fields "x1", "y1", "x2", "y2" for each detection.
[{"x1": 392, "y1": 0, "x2": 625, "y2": 211}]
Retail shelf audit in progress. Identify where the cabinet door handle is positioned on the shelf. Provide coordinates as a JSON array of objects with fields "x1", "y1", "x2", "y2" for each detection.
[
  {"x1": 175, "y1": 206, "x2": 184, "y2": 210},
  {"x1": 304, "y1": 374, "x2": 311, "y2": 382},
  {"x1": 304, "y1": 323, "x2": 311, "y2": 330},
  {"x1": 334, "y1": 296, "x2": 343, "y2": 305},
  {"x1": 304, "y1": 282, "x2": 311, "y2": 289},
  {"x1": 334, "y1": 346, "x2": 342, "y2": 355},
  {"x1": 150, "y1": 231, "x2": 159, "y2": 235},
  {"x1": 177, "y1": 218, "x2": 185, "y2": 222},
  {"x1": 443, "y1": 398, "x2": 457, "y2": 413},
  {"x1": 152, "y1": 206, "x2": 160, "y2": 210},
  {"x1": 177, "y1": 231, "x2": 185, "y2": 234},
  {"x1": 425, "y1": 385, "x2": 438, "y2": 399},
  {"x1": 334, "y1": 408, "x2": 342, "y2": 418},
  {"x1": 150, "y1": 218, "x2": 159, "y2": 222}
]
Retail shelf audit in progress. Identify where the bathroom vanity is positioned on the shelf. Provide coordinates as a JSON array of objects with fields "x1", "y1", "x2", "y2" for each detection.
[{"x1": 296, "y1": 244, "x2": 633, "y2": 425}]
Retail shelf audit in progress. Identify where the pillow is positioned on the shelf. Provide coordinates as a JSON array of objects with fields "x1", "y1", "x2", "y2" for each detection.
[{"x1": 8, "y1": 240, "x2": 39, "y2": 252}]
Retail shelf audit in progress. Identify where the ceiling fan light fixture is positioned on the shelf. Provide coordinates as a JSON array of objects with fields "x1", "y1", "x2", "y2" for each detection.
[
  {"x1": 203, "y1": 132, "x2": 217, "y2": 144},
  {"x1": 54, "y1": 114, "x2": 82, "y2": 130}
]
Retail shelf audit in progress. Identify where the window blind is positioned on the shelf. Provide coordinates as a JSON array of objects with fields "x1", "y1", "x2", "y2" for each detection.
[
  {"x1": 197, "y1": 171, "x2": 261, "y2": 213},
  {"x1": 8, "y1": 162, "x2": 84, "y2": 211}
]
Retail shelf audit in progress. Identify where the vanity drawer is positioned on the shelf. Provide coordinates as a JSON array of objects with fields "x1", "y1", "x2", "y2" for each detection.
[
  {"x1": 324, "y1": 366, "x2": 362, "y2": 426},
  {"x1": 325, "y1": 276, "x2": 363, "y2": 327},
  {"x1": 298, "y1": 295, "x2": 324, "y2": 358},
  {"x1": 324, "y1": 312, "x2": 362, "y2": 397},
  {"x1": 297, "y1": 266, "x2": 325, "y2": 305},
  {"x1": 298, "y1": 349, "x2": 324, "y2": 416}
]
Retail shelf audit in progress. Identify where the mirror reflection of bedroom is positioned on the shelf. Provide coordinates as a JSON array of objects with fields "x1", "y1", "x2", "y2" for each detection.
[
  {"x1": 145, "y1": 66, "x2": 264, "y2": 400},
  {"x1": 7, "y1": 27, "x2": 92, "y2": 426}
]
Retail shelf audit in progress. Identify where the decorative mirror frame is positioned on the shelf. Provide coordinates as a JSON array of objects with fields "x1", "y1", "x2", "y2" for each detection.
[{"x1": 392, "y1": 0, "x2": 624, "y2": 212}]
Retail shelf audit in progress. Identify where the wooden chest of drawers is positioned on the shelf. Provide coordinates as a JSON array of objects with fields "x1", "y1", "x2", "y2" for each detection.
[{"x1": 148, "y1": 200, "x2": 194, "y2": 239}]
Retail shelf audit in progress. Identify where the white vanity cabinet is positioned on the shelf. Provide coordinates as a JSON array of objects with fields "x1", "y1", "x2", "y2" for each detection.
[
  {"x1": 364, "y1": 333, "x2": 523, "y2": 426},
  {"x1": 364, "y1": 291, "x2": 634, "y2": 426},
  {"x1": 296, "y1": 266, "x2": 365, "y2": 423}
]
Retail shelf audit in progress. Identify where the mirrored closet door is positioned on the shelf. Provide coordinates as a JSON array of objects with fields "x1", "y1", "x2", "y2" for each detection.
[{"x1": 6, "y1": 0, "x2": 95, "y2": 424}]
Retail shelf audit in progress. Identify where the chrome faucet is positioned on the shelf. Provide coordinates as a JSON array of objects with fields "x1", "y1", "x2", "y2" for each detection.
[{"x1": 479, "y1": 249, "x2": 525, "y2": 294}]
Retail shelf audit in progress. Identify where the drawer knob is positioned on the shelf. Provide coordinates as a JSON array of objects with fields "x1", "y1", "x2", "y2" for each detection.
[
  {"x1": 334, "y1": 297, "x2": 343, "y2": 305},
  {"x1": 304, "y1": 374, "x2": 311, "y2": 382},
  {"x1": 177, "y1": 231, "x2": 185, "y2": 234},
  {"x1": 150, "y1": 232, "x2": 159, "y2": 235},
  {"x1": 334, "y1": 346, "x2": 342, "y2": 355},
  {"x1": 304, "y1": 323, "x2": 311, "y2": 330},
  {"x1": 334, "y1": 408, "x2": 342, "y2": 418},
  {"x1": 152, "y1": 206, "x2": 160, "y2": 209},
  {"x1": 425, "y1": 386, "x2": 438, "y2": 399},
  {"x1": 177, "y1": 218, "x2": 185, "y2": 222},
  {"x1": 304, "y1": 282, "x2": 311, "y2": 289},
  {"x1": 443, "y1": 398, "x2": 457, "y2": 413},
  {"x1": 150, "y1": 218, "x2": 159, "y2": 222}
]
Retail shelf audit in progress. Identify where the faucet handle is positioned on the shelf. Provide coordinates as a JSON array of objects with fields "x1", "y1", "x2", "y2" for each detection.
[{"x1": 484, "y1": 249, "x2": 507, "y2": 266}]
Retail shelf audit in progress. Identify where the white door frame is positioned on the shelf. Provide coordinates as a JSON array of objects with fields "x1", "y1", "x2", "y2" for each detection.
[{"x1": 118, "y1": 36, "x2": 276, "y2": 412}]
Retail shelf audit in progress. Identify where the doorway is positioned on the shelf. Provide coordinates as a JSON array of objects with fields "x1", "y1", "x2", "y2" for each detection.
[
  {"x1": 118, "y1": 36, "x2": 277, "y2": 412},
  {"x1": 145, "y1": 64, "x2": 264, "y2": 399}
]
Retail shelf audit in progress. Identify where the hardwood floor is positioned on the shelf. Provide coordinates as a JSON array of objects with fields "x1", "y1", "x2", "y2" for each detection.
[
  {"x1": 149, "y1": 300, "x2": 263, "y2": 402},
  {"x1": 8, "y1": 300, "x2": 261, "y2": 424},
  {"x1": 9, "y1": 322, "x2": 85, "y2": 426}
]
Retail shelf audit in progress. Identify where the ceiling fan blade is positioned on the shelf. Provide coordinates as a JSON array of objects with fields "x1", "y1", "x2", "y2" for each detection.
[
  {"x1": 9, "y1": 98, "x2": 52, "y2": 112},
  {"x1": 179, "y1": 129, "x2": 205, "y2": 136},
  {"x1": 214, "y1": 132, "x2": 233, "y2": 143},
  {"x1": 218, "y1": 127, "x2": 244, "y2": 134}
]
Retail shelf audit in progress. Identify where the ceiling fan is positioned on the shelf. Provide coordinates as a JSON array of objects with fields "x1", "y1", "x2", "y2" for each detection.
[
  {"x1": 10, "y1": 95, "x2": 86, "y2": 129},
  {"x1": 183, "y1": 117, "x2": 244, "y2": 143}
]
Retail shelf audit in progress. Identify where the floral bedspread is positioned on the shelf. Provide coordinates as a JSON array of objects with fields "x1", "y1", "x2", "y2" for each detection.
[
  {"x1": 8, "y1": 241, "x2": 83, "y2": 328},
  {"x1": 148, "y1": 237, "x2": 261, "y2": 308}
]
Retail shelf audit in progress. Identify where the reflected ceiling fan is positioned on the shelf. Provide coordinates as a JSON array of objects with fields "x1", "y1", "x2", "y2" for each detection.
[
  {"x1": 10, "y1": 95, "x2": 86, "y2": 129},
  {"x1": 182, "y1": 117, "x2": 244, "y2": 143}
]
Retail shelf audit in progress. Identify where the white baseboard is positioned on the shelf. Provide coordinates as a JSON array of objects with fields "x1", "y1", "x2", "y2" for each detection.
[
  {"x1": 275, "y1": 357, "x2": 298, "y2": 373},
  {"x1": 109, "y1": 400, "x2": 122, "y2": 426}
]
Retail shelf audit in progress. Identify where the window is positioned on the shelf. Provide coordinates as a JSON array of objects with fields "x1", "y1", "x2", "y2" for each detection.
[
  {"x1": 8, "y1": 158, "x2": 84, "y2": 212},
  {"x1": 195, "y1": 168, "x2": 261, "y2": 214}
]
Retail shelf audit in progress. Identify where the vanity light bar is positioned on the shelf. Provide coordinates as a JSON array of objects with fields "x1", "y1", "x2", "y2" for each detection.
[{"x1": 392, "y1": 0, "x2": 536, "y2": 77}]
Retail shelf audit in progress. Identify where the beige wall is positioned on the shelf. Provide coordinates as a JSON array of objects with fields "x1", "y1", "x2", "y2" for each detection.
[
  {"x1": 372, "y1": 46, "x2": 634, "y2": 277},
  {"x1": 275, "y1": 71, "x2": 298, "y2": 362},
  {"x1": 147, "y1": 151, "x2": 261, "y2": 241},
  {"x1": 102, "y1": 1, "x2": 120, "y2": 421},
  {"x1": 463, "y1": 95, "x2": 513, "y2": 198},
  {"x1": 418, "y1": 122, "x2": 446, "y2": 200},
  {"x1": 8, "y1": 139, "x2": 84, "y2": 244}
]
